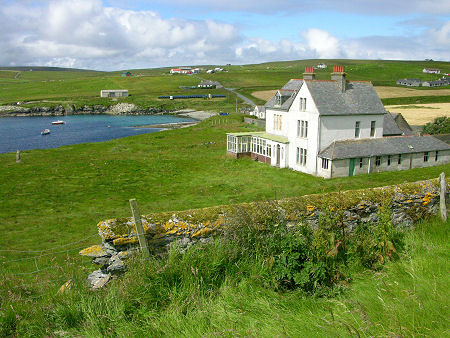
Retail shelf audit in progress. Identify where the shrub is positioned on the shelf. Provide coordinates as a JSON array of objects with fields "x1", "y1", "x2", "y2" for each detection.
[{"x1": 422, "y1": 116, "x2": 450, "y2": 135}]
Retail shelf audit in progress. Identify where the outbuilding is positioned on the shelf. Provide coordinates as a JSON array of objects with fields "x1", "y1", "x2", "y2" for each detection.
[{"x1": 100, "y1": 89, "x2": 129, "y2": 98}]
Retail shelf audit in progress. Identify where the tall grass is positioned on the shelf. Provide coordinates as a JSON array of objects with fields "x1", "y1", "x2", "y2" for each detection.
[{"x1": 2, "y1": 212, "x2": 447, "y2": 336}]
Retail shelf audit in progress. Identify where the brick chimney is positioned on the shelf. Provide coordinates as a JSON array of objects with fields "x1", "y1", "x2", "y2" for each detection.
[
  {"x1": 303, "y1": 66, "x2": 315, "y2": 80},
  {"x1": 331, "y1": 65, "x2": 346, "y2": 92}
]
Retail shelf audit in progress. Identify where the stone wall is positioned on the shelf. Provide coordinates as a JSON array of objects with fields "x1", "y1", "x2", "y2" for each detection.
[{"x1": 80, "y1": 178, "x2": 447, "y2": 289}]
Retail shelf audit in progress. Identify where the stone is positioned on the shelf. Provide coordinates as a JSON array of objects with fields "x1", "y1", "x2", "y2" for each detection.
[
  {"x1": 107, "y1": 259, "x2": 126, "y2": 274},
  {"x1": 102, "y1": 241, "x2": 118, "y2": 255},
  {"x1": 87, "y1": 269, "x2": 111, "y2": 289},
  {"x1": 79, "y1": 245, "x2": 109, "y2": 258},
  {"x1": 92, "y1": 256, "x2": 110, "y2": 266}
]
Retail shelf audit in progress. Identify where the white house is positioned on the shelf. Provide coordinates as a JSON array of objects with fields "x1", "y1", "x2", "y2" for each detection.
[
  {"x1": 227, "y1": 66, "x2": 450, "y2": 178},
  {"x1": 100, "y1": 89, "x2": 128, "y2": 98},
  {"x1": 170, "y1": 67, "x2": 193, "y2": 74},
  {"x1": 423, "y1": 68, "x2": 441, "y2": 74},
  {"x1": 316, "y1": 63, "x2": 327, "y2": 69},
  {"x1": 250, "y1": 106, "x2": 266, "y2": 119}
]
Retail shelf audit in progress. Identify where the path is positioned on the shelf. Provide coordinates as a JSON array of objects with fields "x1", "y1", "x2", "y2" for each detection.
[{"x1": 224, "y1": 87, "x2": 256, "y2": 106}]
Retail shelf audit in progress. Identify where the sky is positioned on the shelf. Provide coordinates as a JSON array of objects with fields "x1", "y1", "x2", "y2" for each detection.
[{"x1": 0, "y1": 0, "x2": 449, "y2": 71}]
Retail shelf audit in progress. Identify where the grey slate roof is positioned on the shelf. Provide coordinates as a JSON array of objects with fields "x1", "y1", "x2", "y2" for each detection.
[
  {"x1": 265, "y1": 79, "x2": 303, "y2": 110},
  {"x1": 265, "y1": 79, "x2": 386, "y2": 116},
  {"x1": 306, "y1": 81, "x2": 386, "y2": 116},
  {"x1": 383, "y1": 113, "x2": 404, "y2": 136},
  {"x1": 319, "y1": 135, "x2": 450, "y2": 160}
]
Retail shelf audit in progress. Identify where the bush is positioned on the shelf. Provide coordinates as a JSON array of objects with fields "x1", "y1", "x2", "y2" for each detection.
[{"x1": 422, "y1": 116, "x2": 450, "y2": 135}]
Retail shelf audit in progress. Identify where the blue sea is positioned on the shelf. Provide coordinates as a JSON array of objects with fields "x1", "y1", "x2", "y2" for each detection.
[{"x1": 0, "y1": 115, "x2": 194, "y2": 153}]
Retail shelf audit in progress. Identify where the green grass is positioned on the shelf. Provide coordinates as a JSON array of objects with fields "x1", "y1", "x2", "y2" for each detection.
[
  {"x1": 1, "y1": 59, "x2": 449, "y2": 110},
  {"x1": 382, "y1": 95, "x2": 450, "y2": 105},
  {"x1": 1, "y1": 212, "x2": 447, "y2": 336}
]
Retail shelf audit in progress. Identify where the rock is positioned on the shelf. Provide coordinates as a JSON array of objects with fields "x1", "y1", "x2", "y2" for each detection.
[
  {"x1": 118, "y1": 250, "x2": 136, "y2": 260},
  {"x1": 92, "y1": 256, "x2": 110, "y2": 266},
  {"x1": 87, "y1": 269, "x2": 111, "y2": 289},
  {"x1": 107, "y1": 258, "x2": 127, "y2": 274},
  {"x1": 102, "y1": 241, "x2": 118, "y2": 255},
  {"x1": 79, "y1": 245, "x2": 110, "y2": 258}
]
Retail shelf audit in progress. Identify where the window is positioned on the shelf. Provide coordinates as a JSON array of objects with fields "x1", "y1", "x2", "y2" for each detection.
[
  {"x1": 297, "y1": 120, "x2": 308, "y2": 138},
  {"x1": 435, "y1": 151, "x2": 439, "y2": 161},
  {"x1": 375, "y1": 156, "x2": 381, "y2": 166},
  {"x1": 355, "y1": 121, "x2": 360, "y2": 138},
  {"x1": 276, "y1": 93, "x2": 282, "y2": 106},
  {"x1": 370, "y1": 121, "x2": 376, "y2": 137},
  {"x1": 296, "y1": 147, "x2": 307, "y2": 165},
  {"x1": 387, "y1": 155, "x2": 392, "y2": 166},
  {"x1": 322, "y1": 158, "x2": 329, "y2": 169},
  {"x1": 359, "y1": 158, "x2": 363, "y2": 168},
  {"x1": 300, "y1": 98, "x2": 307, "y2": 111},
  {"x1": 424, "y1": 152, "x2": 429, "y2": 162},
  {"x1": 398, "y1": 154, "x2": 402, "y2": 164},
  {"x1": 273, "y1": 114, "x2": 282, "y2": 131}
]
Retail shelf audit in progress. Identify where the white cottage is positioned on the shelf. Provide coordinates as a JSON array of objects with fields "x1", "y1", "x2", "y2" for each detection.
[{"x1": 227, "y1": 66, "x2": 450, "y2": 178}]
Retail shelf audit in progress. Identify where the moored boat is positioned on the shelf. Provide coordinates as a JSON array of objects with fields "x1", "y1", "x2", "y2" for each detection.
[
  {"x1": 41, "y1": 129, "x2": 50, "y2": 135},
  {"x1": 52, "y1": 120, "x2": 65, "y2": 125}
]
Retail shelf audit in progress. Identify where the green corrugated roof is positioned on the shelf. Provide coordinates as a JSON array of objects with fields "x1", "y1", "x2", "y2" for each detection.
[{"x1": 227, "y1": 132, "x2": 289, "y2": 144}]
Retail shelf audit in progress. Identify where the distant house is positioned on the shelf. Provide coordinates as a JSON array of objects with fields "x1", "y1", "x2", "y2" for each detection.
[
  {"x1": 250, "y1": 106, "x2": 266, "y2": 119},
  {"x1": 100, "y1": 89, "x2": 129, "y2": 98},
  {"x1": 226, "y1": 66, "x2": 450, "y2": 178},
  {"x1": 396, "y1": 79, "x2": 422, "y2": 87},
  {"x1": 422, "y1": 78, "x2": 450, "y2": 87},
  {"x1": 423, "y1": 68, "x2": 441, "y2": 74},
  {"x1": 206, "y1": 69, "x2": 215, "y2": 74},
  {"x1": 121, "y1": 72, "x2": 132, "y2": 77},
  {"x1": 198, "y1": 80, "x2": 220, "y2": 89},
  {"x1": 170, "y1": 67, "x2": 193, "y2": 74},
  {"x1": 316, "y1": 63, "x2": 327, "y2": 69}
]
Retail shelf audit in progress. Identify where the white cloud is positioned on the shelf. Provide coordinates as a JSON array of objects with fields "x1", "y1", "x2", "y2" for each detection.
[
  {"x1": 0, "y1": 0, "x2": 240, "y2": 70},
  {"x1": 0, "y1": 1, "x2": 448, "y2": 70}
]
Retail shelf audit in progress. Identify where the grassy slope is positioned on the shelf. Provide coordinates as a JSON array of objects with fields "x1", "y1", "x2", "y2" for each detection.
[
  {"x1": 1, "y1": 116, "x2": 449, "y2": 257},
  {"x1": 1, "y1": 59, "x2": 449, "y2": 109}
]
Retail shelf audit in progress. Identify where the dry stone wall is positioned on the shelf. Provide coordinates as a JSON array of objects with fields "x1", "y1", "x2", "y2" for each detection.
[{"x1": 80, "y1": 178, "x2": 447, "y2": 289}]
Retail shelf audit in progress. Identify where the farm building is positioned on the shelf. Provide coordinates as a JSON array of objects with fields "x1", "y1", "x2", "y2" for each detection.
[
  {"x1": 423, "y1": 68, "x2": 441, "y2": 74},
  {"x1": 121, "y1": 72, "x2": 132, "y2": 77},
  {"x1": 316, "y1": 63, "x2": 327, "y2": 69},
  {"x1": 198, "y1": 80, "x2": 219, "y2": 89},
  {"x1": 227, "y1": 66, "x2": 450, "y2": 178},
  {"x1": 396, "y1": 78, "x2": 422, "y2": 86},
  {"x1": 422, "y1": 78, "x2": 450, "y2": 87},
  {"x1": 100, "y1": 89, "x2": 129, "y2": 98},
  {"x1": 170, "y1": 67, "x2": 194, "y2": 74}
]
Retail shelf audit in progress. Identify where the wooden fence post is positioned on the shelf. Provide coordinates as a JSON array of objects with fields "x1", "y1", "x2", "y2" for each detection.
[
  {"x1": 129, "y1": 199, "x2": 150, "y2": 258},
  {"x1": 16, "y1": 150, "x2": 21, "y2": 163},
  {"x1": 439, "y1": 172, "x2": 447, "y2": 222}
]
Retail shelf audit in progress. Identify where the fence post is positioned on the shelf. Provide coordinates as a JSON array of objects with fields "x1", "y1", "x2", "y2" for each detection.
[
  {"x1": 16, "y1": 150, "x2": 21, "y2": 163},
  {"x1": 439, "y1": 172, "x2": 447, "y2": 222},
  {"x1": 129, "y1": 199, "x2": 150, "y2": 258}
]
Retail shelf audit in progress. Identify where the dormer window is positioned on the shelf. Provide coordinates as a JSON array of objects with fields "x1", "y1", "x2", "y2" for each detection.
[{"x1": 275, "y1": 92, "x2": 282, "y2": 106}]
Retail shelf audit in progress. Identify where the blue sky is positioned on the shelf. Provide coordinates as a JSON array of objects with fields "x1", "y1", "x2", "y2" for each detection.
[{"x1": 0, "y1": 0, "x2": 448, "y2": 70}]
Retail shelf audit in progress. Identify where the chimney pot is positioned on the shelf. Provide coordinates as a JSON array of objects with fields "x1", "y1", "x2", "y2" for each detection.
[{"x1": 303, "y1": 66, "x2": 315, "y2": 80}]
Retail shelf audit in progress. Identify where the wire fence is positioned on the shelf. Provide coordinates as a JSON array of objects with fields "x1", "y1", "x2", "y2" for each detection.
[{"x1": 0, "y1": 232, "x2": 102, "y2": 301}]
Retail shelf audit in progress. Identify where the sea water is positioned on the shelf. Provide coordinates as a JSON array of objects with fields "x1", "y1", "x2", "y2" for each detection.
[{"x1": 0, "y1": 115, "x2": 194, "y2": 153}]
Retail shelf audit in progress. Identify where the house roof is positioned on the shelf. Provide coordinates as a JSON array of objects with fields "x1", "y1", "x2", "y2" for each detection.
[
  {"x1": 383, "y1": 113, "x2": 405, "y2": 136},
  {"x1": 318, "y1": 135, "x2": 450, "y2": 160},
  {"x1": 265, "y1": 79, "x2": 386, "y2": 116}
]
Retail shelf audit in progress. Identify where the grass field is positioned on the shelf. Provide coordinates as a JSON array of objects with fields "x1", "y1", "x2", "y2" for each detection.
[{"x1": 1, "y1": 59, "x2": 449, "y2": 112}]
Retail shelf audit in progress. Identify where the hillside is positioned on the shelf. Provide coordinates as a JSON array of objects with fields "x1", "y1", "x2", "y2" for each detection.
[{"x1": 0, "y1": 59, "x2": 448, "y2": 112}]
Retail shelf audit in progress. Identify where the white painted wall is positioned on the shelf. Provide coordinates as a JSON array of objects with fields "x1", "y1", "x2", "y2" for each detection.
[{"x1": 319, "y1": 114, "x2": 384, "y2": 151}]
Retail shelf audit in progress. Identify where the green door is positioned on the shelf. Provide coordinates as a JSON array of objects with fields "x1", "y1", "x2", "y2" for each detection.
[{"x1": 349, "y1": 158, "x2": 356, "y2": 176}]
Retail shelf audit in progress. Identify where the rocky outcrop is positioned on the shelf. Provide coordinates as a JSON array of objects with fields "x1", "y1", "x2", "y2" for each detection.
[{"x1": 0, "y1": 103, "x2": 169, "y2": 117}]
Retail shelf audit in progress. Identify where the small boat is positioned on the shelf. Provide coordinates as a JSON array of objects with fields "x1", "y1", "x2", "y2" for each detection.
[
  {"x1": 52, "y1": 120, "x2": 65, "y2": 125},
  {"x1": 41, "y1": 129, "x2": 50, "y2": 135}
]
